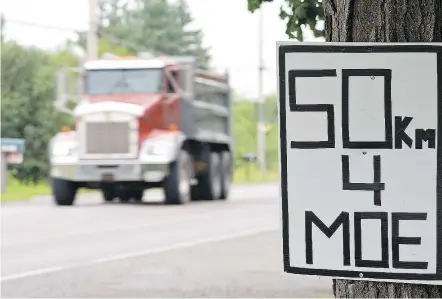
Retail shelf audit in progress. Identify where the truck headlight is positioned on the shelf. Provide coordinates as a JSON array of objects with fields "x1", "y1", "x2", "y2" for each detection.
[{"x1": 52, "y1": 142, "x2": 77, "y2": 156}]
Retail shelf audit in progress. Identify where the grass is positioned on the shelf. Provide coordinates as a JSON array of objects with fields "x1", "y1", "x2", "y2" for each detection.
[
  {"x1": 0, "y1": 175, "x2": 51, "y2": 202},
  {"x1": 0, "y1": 174, "x2": 92, "y2": 202},
  {"x1": 232, "y1": 165, "x2": 279, "y2": 184},
  {"x1": 1, "y1": 166, "x2": 279, "y2": 202}
]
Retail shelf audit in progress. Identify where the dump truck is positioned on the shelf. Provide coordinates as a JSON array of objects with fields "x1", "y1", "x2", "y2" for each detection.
[{"x1": 49, "y1": 53, "x2": 233, "y2": 205}]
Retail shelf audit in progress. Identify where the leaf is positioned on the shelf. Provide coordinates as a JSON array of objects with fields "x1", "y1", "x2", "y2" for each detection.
[{"x1": 248, "y1": 0, "x2": 324, "y2": 40}]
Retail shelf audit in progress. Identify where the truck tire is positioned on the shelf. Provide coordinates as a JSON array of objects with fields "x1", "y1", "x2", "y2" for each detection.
[
  {"x1": 101, "y1": 186, "x2": 115, "y2": 203},
  {"x1": 191, "y1": 152, "x2": 222, "y2": 201},
  {"x1": 131, "y1": 190, "x2": 144, "y2": 202},
  {"x1": 51, "y1": 178, "x2": 78, "y2": 206},
  {"x1": 115, "y1": 188, "x2": 143, "y2": 203},
  {"x1": 164, "y1": 150, "x2": 191, "y2": 205},
  {"x1": 219, "y1": 151, "x2": 232, "y2": 200},
  {"x1": 117, "y1": 189, "x2": 131, "y2": 203},
  {"x1": 119, "y1": 196, "x2": 130, "y2": 203}
]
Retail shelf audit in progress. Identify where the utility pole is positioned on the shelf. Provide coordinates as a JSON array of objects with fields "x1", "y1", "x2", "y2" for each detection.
[
  {"x1": 257, "y1": 7, "x2": 266, "y2": 172},
  {"x1": 1, "y1": 14, "x2": 5, "y2": 44},
  {"x1": 87, "y1": 0, "x2": 98, "y2": 60}
]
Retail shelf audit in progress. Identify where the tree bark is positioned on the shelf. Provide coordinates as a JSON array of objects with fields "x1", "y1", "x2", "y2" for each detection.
[
  {"x1": 322, "y1": 0, "x2": 442, "y2": 297},
  {"x1": 324, "y1": 0, "x2": 441, "y2": 43}
]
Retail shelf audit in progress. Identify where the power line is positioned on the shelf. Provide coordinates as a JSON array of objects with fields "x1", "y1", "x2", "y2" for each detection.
[
  {"x1": 3, "y1": 17, "x2": 147, "y2": 50},
  {"x1": 3, "y1": 17, "x2": 183, "y2": 60},
  {"x1": 3, "y1": 16, "x2": 271, "y2": 73},
  {"x1": 3, "y1": 17, "x2": 144, "y2": 52},
  {"x1": 3, "y1": 18, "x2": 84, "y2": 33}
]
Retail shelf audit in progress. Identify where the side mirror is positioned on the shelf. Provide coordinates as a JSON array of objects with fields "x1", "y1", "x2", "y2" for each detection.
[{"x1": 54, "y1": 67, "x2": 83, "y2": 115}]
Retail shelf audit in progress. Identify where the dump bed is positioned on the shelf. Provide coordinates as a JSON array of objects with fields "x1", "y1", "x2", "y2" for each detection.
[{"x1": 175, "y1": 57, "x2": 232, "y2": 145}]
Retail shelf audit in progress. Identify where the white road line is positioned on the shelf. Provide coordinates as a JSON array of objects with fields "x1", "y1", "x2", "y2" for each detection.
[
  {"x1": 0, "y1": 266, "x2": 65, "y2": 282},
  {"x1": 2, "y1": 208, "x2": 263, "y2": 248},
  {"x1": 0, "y1": 227, "x2": 278, "y2": 283},
  {"x1": 91, "y1": 227, "x2": 278, "y2": 263}
]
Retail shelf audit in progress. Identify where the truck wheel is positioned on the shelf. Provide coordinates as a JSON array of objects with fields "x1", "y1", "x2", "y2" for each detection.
[
  {"x1": 116, "y1": 188, "x2": 143, "y2": 203},
  {"x1": 191, "y1": 152, "x2": 222, "y2": 201},
  {"x1": 219, "y1": 151, "x2": 232, "y2": 200},
  {"x1": 113, "y1": 186, "x2": 128, "y2": 203},
  {"x1": 131, "y1": 190, "x2": 144, "y2": 202},
  {"x1": 51, "y1": 178, "x2": 78, "y2": 206},
  {"x1": 164, "y1": 150, "x2": 191, "y2": 205},
  {"x1": 119, "y1": 196, "x2": 130, "y2": 203},
  {"x1": 101, "y1": 186, "x2": 115, "y2": 203},
  {"x1": 118, "y1": 191, "x2": 131, "y2": 203}
]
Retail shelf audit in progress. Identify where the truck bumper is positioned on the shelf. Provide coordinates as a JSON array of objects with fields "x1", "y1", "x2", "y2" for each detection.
[{"x1": 50, "y1": 159, "x2": 169, "y2": 183}]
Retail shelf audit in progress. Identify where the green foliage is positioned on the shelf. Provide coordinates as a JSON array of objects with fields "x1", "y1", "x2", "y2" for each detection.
[
  {"x1": 0, "y1": 173, "x2": 50, "y2": 201},
  {"x1": 51, "y1": 49, "x2": 79, "y2": 68},
  {"x1": 98, "y1": 38, "x2": 134, "y2": 56},
  {"x1": 248, "y1": 0, "x2": 324, "y2": 40},
  {"x1": 86, "y1": 0, "x2": 211, "y2": 68},
  {"x1": 1, "y1": 41, "x2": 66, "y2": 183},
  {"x1": 0, "y1": 173, "x2": 93, "y2": 201},
  {"x1": 263, "y1": 96, "x2": 279, "y2": 171},
  {"x1": 75, "y1": 35, "x2": 136, "y2": 56},
  {"x1": 232, "y1": 95, "x2": 279, "y2": 172},
  {"x1": 234, "y1": 164, "x2": 279, "y2": 184},
  {"x1": 232, "y1": 99, "x2": 257, "y2": 166}
]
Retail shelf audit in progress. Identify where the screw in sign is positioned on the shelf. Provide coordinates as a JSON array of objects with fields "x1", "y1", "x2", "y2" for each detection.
[{"x1": 277, "y1": 43, "x2": 442, "y2": 284}]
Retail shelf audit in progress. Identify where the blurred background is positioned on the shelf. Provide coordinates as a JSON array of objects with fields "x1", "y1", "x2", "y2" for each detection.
[
  {"x1": 1, "y1": 0, "x2": 324, "y2": 195},
  {"x1": 0, "y1": 0, "x2": 329, "y2": 297}
]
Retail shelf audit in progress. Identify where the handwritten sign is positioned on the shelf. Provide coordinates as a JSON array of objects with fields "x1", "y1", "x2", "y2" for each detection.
[{"x1": 277, "y1": 43, "x2": 442, "y2": 284}]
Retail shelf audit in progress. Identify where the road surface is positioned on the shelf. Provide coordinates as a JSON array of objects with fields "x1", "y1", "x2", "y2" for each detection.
[{"x1": 1, "y1": 183, "x2": 332, "y2": 298}]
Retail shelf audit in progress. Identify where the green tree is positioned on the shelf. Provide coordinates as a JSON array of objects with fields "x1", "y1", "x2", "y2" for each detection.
[
  {"x1": 248, "y1": 0, "x2": 323, "y2": 40},
  {"x1": 73, "y1": 35, "x2": 136, "y2": 57},
  {"x1": 1, "y1": 41, "x2": 65, "y2": 183},
  {"x1": 97, "y1": 38, "x2": 134, "y2": 56},
  {"x1": 248, "y1": 0, "x2": 441, "y2": 298},
  {"x1": 94, "y1": 0, "x2": 211, "y2": 68}
]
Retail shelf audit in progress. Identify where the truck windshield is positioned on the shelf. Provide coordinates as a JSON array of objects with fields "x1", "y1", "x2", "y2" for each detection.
[{"x1": 84, "y1": 68, "x2": 163, "y2": 94}]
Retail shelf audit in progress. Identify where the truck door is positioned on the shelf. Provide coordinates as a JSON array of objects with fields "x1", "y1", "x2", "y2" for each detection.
[{"x1": 163, "y1": 69, "x2": 180, "y2": 130}]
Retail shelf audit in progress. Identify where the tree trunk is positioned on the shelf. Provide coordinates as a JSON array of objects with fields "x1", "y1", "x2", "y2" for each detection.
[{"x1": 322, "y1": 0, "x2": 442, "y2": 297}]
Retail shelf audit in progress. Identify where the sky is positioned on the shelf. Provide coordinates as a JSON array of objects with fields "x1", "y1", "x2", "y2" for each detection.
[{"x1": 1, "y1": 0, "x2": 322, "y2": 99}]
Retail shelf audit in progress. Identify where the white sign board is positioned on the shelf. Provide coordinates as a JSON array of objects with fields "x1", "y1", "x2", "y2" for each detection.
[
  {"x1": 277, "y1": 43, "x2": 442, "y2": 284},
  {"x1": 5, "y1": 152, "x2": 23, "y2": 164}
]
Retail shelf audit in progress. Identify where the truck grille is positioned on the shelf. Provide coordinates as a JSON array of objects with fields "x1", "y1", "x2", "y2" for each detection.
[{"x1": 85, "y1": 122, "x2": 130, "y2": 154}]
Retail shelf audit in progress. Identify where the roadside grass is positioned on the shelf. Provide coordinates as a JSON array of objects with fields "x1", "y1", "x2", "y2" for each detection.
[
  {"x1": 0, "y1": 174, "x2": 91, "y2": 202},
  {"x1": 232, "y1": 165, "x2": 279, "y2": 184},
  {"x1": 1, "y1": 166, "x2": 279, "y2": 202},
  {"x1": 0, "y1": 175, "x2": 51, "y2": 202}
]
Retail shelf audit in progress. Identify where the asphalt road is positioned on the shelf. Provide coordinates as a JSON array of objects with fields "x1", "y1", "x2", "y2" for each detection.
[{"x1": 1, "y1": 183, "x2": 332, "y2": 298}]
